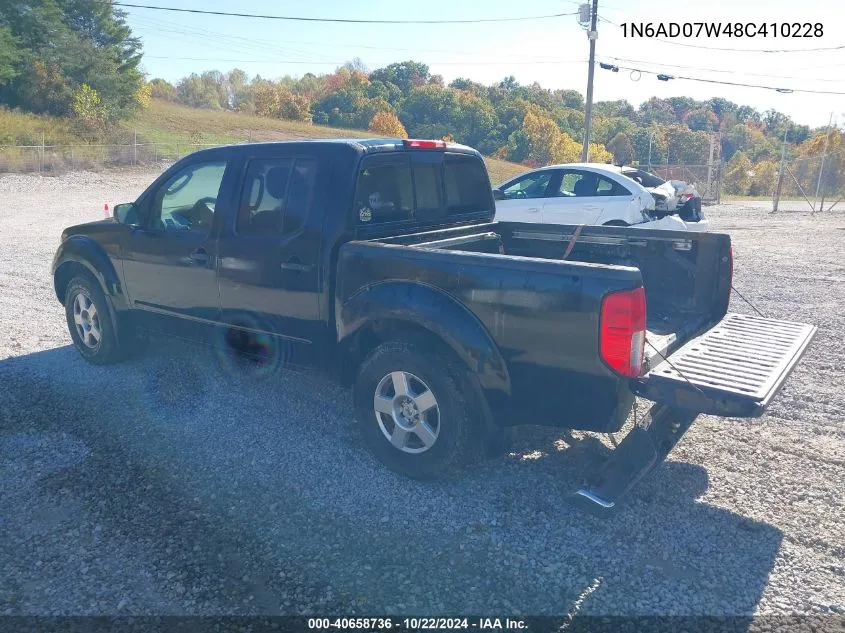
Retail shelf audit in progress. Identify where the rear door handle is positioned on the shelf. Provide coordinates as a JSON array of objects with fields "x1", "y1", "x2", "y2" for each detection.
[
  {"x1": 189, "y1": 248, "x2": 210, "y2": 266},
  {"x1": 280, "y1": 257, "x2": 314, "y2": 273},
  {"x1": 526, "y1": 207, "x2": 541, "y2": 214}
]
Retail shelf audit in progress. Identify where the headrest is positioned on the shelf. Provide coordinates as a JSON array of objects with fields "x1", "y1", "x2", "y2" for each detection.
[{"x1": 265, "y1": 166, "x2": 290, "y2": 199}]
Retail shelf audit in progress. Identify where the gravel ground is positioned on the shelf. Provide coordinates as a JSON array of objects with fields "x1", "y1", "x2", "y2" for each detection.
[{"x1": 1, "y1": 169, "x2": 844, "y2": 618}]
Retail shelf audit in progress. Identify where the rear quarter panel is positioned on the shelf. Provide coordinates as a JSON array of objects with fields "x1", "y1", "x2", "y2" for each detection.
[{"x1": 335, "y1": 241, "x2": 643, "y2": 432}]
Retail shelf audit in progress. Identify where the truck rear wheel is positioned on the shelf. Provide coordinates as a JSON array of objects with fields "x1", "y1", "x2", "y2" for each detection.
[{"x1": 353, "y1": 339, "x2": 474, "y2": 479}]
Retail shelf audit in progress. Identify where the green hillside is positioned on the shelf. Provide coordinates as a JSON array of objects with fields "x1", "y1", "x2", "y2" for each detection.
[{"x1": 0, "y1": 100, "x2": 526, "y2": 183}]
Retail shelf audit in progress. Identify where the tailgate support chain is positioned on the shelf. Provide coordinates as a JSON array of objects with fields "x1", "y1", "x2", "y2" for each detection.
[{"x1": 568, "y1": 404, "x2": 698, "y2": 516}]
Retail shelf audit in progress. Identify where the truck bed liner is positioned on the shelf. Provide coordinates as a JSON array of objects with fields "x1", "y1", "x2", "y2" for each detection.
[{"x1": 633, "y1": 313, "x2": 817, "y2": 417}]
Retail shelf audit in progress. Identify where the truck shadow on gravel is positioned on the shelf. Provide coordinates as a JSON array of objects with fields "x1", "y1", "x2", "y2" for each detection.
[{"x1": 0, "y1": 342, "x2": 784, "y2": 618}]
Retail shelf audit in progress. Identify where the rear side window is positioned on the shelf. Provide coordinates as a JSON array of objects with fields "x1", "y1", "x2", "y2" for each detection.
[
  {"x1": 285, "y1": 158, "x2": 317, "y2": 234},
  {"x1": 444, "y1": 154, "x2": 492, "y2": 215},
  {"x1": 597, "y1": 177, "x2": 631, "y2": 197},
  {"x1": 237, "y1": 157, "x2": 317, "y2": 236}
]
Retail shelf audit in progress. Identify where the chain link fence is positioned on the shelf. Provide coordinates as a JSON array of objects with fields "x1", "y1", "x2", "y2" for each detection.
[
  {"x1": 1, "y1": 142, "x2": 730, "y2": 209},
  {"x1": 773, "y1": 148, "x2": 845, "y2": 213},
  {"x1": 0, "y1": 142, "x2": 224, "y2": 174},
  {"x1": 647, "y1": 163, "x2": 723, "y2": 204}
]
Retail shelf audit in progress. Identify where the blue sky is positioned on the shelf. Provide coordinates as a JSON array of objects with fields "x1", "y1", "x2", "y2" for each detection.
[{"x1": 126, "y1": 0, "x2": 844, "y2": 129}]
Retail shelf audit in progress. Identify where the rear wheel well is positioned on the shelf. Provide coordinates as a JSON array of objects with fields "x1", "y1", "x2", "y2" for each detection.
[
  {"x1": 341, "y1": 320, "x2": 453, "y2": 387},
  {"x1": 603, "y1": 220, "x2": 629, "y2": 227}
]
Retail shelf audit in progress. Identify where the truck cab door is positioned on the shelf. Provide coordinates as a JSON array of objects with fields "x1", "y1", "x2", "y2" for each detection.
[
  {"x1": 121, "y1": 159, "x2": 234, "y2": 341},
  {"x1": 216, "y1": 155, "x2": 323, "y2": 366}
]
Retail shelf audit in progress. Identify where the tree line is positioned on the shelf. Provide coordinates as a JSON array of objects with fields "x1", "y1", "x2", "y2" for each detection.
[
  {"x1": 0, "y1": 0, "x2": 148, "y2": 127},
  {"x1": 1, "y1": 2, "x2": 840, "y2": 195},
  {"x1": 149, "y1": 62, "x2": 841, "y2": 195}
]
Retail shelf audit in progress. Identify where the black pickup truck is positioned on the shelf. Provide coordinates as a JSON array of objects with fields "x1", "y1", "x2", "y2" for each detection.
[{"x1": 52, "y1": 138, "x2": 816, "y2": 512}]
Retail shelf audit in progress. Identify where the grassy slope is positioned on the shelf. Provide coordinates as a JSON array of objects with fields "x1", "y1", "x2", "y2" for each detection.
[
  {"x1": 0, "y1": 108, "x2": 87, "y2": 146},
  {"x1": 131, "y1": 101, "x2": 525, "y2": 183},
  {"x1": 0, "y1": 100, "x2": 527, "y2": 183}
]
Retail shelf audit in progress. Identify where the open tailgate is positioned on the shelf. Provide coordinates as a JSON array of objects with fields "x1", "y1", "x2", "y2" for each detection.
[{"x1": 632, "y1": 313, "x2": 817, "y2": 417}]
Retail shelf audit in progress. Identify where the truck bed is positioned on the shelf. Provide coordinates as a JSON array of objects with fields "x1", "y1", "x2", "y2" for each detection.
[
  {"x1": 369, "y1": 220, "x2": 815, "y2": 421},
  {"x1": 338, "y1": 220, "x2": 734, "y2": 432},
  {"x1": 376, "y1": 220, "x2": 731, "y2": 364}
]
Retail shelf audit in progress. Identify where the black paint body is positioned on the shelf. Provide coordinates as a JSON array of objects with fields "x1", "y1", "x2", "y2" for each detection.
[{"x1": 53, "y1": 140, "x2": 735, "y2": 433}]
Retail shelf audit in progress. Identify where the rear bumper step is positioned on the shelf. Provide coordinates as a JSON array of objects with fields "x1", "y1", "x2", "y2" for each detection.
[
  {"x1": 632, "y1": 313, "x2": 817, "y2": 417},
  {"x1": 569, "y1": 404, "x2": 698, "y2": 515}
]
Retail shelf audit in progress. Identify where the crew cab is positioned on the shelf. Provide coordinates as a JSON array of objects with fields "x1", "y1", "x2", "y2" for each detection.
[{"x1": 52, "y1": 139, "x2": 816, "y2": 512}]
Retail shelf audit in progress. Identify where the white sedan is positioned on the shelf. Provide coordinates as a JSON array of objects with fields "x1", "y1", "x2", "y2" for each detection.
[{"x1": 493, "y1": 163, "x2": 709, "y2": 232}]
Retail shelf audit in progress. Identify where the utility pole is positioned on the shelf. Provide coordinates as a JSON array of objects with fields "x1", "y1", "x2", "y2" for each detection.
[
  {"x1": 706, "y1": 132, "x2": 716, "y2": 197},
  {"x1": 773, "y1": 127, "x2": 788, "y2": 213},
  {"x1": 647, "y1": 133, "x2": 653, "y2": 168},
  {"x1": 580, "y1": 0, "x2": 599, "y2": 162},
  {"x1": 814, "y1": 111, "x2": 834, "y2": 213}
]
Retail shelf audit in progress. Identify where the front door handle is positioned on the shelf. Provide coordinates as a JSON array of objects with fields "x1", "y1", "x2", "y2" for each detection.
[
  {"x1": 190, "y1": 248, "x2": 210, "y2": 266},
  {"x1": 526, "y1": 207, "x2": 541, "y2": 214},
  {"x1": 280, "y1": 257, "x2": 314, "y2": 273}
]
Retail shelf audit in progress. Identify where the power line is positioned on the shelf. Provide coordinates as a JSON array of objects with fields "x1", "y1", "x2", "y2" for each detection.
[
  {"x1": 599, "y1": 61, "x2": 845, "y2": 95},
  {"x1": 129, "y1": 14, "x2": 585, "y2": 62},
  {"x1": 599, "y1": 17, "x2": 845, "y2": 53},
  {"x1": 142, "y1": 54, "x2": 589, "y2": 67},
  {"x1": 605, "y1": 55, "x2": 845, "y2": 83},
  {"x1": 114, "y1": 3, "x2": 578, "y2": 24}
]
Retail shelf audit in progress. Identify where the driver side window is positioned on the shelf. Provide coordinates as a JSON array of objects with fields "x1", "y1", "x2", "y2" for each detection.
[
  {"x1": 500, "y1": 171, "x2": 553, "y2": 200},
  {"x1": 149, "y1": 161, "x2": 227, "y2": 233}
]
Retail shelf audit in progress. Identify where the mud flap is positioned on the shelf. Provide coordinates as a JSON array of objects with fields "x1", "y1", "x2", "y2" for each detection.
[{"x1": 568, "y1": 404, "x2": 698, "y2": 516}]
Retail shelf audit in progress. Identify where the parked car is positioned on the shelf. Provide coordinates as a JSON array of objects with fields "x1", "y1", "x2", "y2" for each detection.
[
  {"x1": 493, "y1": 163, "x2": 708, "y2": 232},
  {"x1": 52, "y1": 139, "x2": 815, "y2": 512}
]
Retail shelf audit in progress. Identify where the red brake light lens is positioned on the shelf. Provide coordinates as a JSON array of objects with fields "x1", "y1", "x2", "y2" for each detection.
[
  {"x1": 600, "y1": 287, "x2": 647, "y2": 378},
  {"x1": 403, "y1": 139, "x2": 447, "y2": 149}
]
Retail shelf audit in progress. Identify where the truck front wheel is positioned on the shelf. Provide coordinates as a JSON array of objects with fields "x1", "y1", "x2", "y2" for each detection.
[
  {"x1": 64, "y1": 275, "x2": 124, "y2": 365},
  {"x1": 353, "y1": 339, "x2": 474, "y2": 479}
]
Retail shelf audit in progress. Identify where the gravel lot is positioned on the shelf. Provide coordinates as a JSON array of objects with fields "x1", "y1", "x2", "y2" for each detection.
[{"x1": 1, "y1": 169, "x2": 844, "y2": 618}]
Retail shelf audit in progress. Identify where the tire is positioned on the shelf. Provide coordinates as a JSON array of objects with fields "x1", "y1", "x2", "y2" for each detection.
[
  {"x1": 353, "y1": 339, "x2": 475, "y2": 479},
  {"x1": 64, "y1": 275, "x2": 124, "y2": 365},
  {"x1": 602, "y1": 220, "x2": 629, "y2": 227}
]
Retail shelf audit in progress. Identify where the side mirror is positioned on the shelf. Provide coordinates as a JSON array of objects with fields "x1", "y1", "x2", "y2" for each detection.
[
  {"x1": 114, "y1": 202, "x2": 139, "y2": 226},
  {"x1": 492, "y1": 189, "x2": 504, "y2": 201}
]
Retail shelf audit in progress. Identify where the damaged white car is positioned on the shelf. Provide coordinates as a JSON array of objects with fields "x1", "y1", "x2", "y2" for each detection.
[{"x1": 493, "y1": 163, "x2": 708, "y2": 232}]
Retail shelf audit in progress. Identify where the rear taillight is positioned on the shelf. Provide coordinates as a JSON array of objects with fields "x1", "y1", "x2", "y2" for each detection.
[
  {"x1": 403, "y1": 139, "x2": 447, "y2": 149},
  {"x1": 679, "y1": 193, "x2": 693, "y2": 202},
  {"x1": 600, "y1": 287, "x2": 647, "y2": 378}
]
